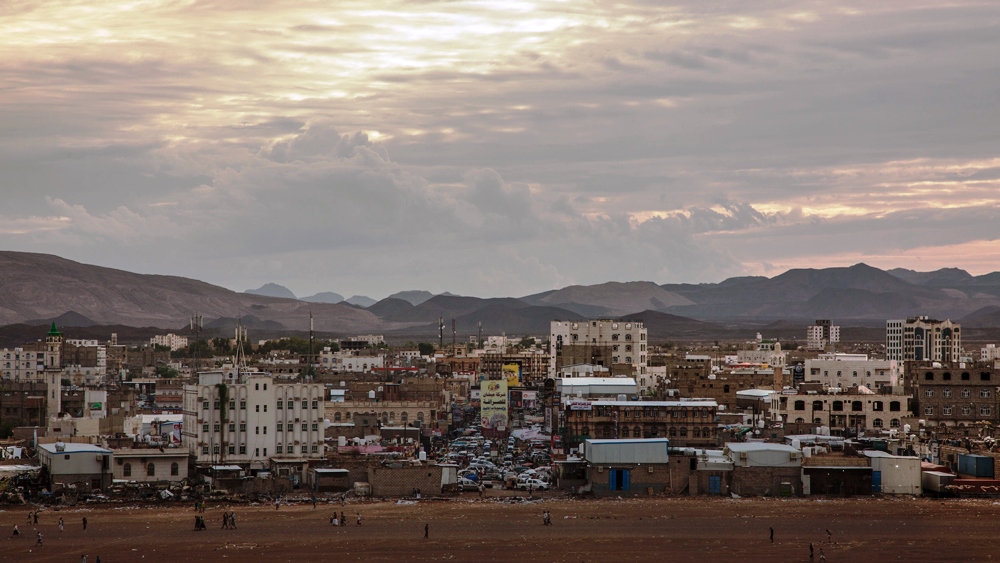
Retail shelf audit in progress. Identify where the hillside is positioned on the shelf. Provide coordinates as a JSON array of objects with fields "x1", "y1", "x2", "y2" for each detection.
[
  {"x1": 523, "y1": 281, "x2": 693, "y2": 317},
  {"x1": 0, "y1": 252, "x2": 381, "y2": 332}
]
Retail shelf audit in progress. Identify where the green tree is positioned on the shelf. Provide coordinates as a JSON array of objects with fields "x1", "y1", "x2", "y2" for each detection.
[
  {"x1": 212, "y1": 337, "x2": 232, "y2": 354},
  {"x1": 418, "y1": 342, "x2": 435, "y2": 356},
  {"x1": 155, "y1": 365, "x2": 179, "y2": 378}
]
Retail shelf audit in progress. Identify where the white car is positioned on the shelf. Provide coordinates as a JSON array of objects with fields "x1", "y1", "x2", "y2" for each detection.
[{"x1": 516, "y1": 478, "x2": 549, "y2": 491}]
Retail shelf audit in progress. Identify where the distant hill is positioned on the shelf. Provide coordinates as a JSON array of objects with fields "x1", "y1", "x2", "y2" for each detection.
[
  {"x1": 615, "y1": 310, "x2": 721, "y2": 339},
  {"x1": 0, "y1": 251, "x2": 381, "y2": 331},
  {"x1": 23, "y1": 310, "x2": 97, "y2": 327},
  {"x1": 888, "y1": 267, "x2": 974, "y2": 287},
  {"x1": 301, "y1": 292, "x2": 344, "y2": 304},
  {"x1": 245, "y1": 283, "x2": 297, "y2": 299},
  {"x1": 345, "y1": 295, "x2": 377, "y2": 308},
  {"x1": 522, "y1": 281, "x2": 693, "y2": 316},
  {"x1": 960, "y1": 305, "x2": 1000, "y2": 328},
  {"x1": 387, "y1": 290, "x2": 435, "y2": 306}
]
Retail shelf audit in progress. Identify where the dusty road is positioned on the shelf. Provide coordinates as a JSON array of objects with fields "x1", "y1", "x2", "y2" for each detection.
[{"x1": 1, "y1": 496, "x2": 996, "y2": 562}]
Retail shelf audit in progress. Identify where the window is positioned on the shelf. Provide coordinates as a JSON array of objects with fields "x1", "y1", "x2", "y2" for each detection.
[
  {"x1": 255, "y1": 405, "x2": 260, "y2": 412},
  {"x1": 213, "y1": 445, "x2": 220, "y2": 454},
  {"x1": 983, "y1": 372, "x2": 993, "y2": 381},
  {"x1": 962, "y1": 406, "x2": 972, "y2": 415},
  {"x1": 942, "y1": 389, "x2": 952, "y2": 398},
  {"x1": 123, "y1": 463, "x2": 132, "y2": 477},
  {"x1": 832, "y1": 401, "x2": 844, "y2": 412},
  {"x1": 263, "y1": 426, "x2": 267, "y2": 434},
  {"x1": 981, "y1": 389, "x2": 992, "y2": 399},
  {"x1": 263, "y1": 383, "x2": 267, "y2": 390},
  {"x1": 301, "y1": 423, "x2": 308, "y2": 431},
  {"x1": 202, "y1": 424, "x2": 209, "y2": 433},
  {"x1": 312, "y1": 445, "x2": 319, "y2": 453},
  {"x1": 812, "y1": 400, "x2": 823, "y2": 411},
  {"x1": 229, "y1": 400, "x2": 235, "y2": 410},
  {"x1": 679, "y1": 427, "x2": 687, "y2": 437},
  {"x1": 961, "y1": 389, "x2": 971, "y2": 398},
  {"x1": 621, "y1": 427, "x2": 630, "y2": 438},
  {"x1": 872, "y1": 418, "x2": 883, "y2": 428},
  {"x1": 925, "y1": 389, "x2": 934, "y2": 398},
  {"x1": 240, "y1": 401, "x2": 246, "y2": 410},
  {"x1": 228, "y1": 423, "x2": 235, "y2": 432},
  {"x1": 228, "y1": 445, "x2": 235, "y2": 455},
  {"x1": 239, "y1": 445, "x2": 246, "y2": 455},
  {"x1": 334, "y1": 412, "x2": 341, "y2": 422},
  {"x1": 612, "y1": 334, "x2": 619, "y2": 341},
  {"x1": 625, "y1": 334, "x2": 632, "y2": 341},
  {"x1": 981, "y1": 405, "x2": 993, "y2": 417},
  {"x1": 213, "y1": 401, "x2": 220, "y2": 409},
  {"x1": 872, "y1": 401, "x2": 883, "y2": 412},
  {"x1": 255, "y1": 426, "x2": 260, "y2": 435},
  {"x1": 213, "y1": 424, "x2": 220, "y2": 432},
  {"x1": 890, "y1": 419, "x2": 900, "y2": 428},
  {"x1": 961, "y1": 372, "x2": 970, "y2": 381},
  {"x1": 312, "y1": 423, "x2": 318, "y2": 431},
  {"x1": 170, "y1": 462, "x2": 179, "y2": 476},
  {"x1": 202, "y1": 446, "x2": 209, "y2": 455},
  {"x1": 692, "y1": 427, "x2": 700, "y2": 438},
  {"x1": 277, "y1": 423, "x2": 283, "y2": 432},
  {"x1": 312, "y1": 400, "x2": 319, "y2": 409},
  {"x1": 255, "y1": 383, "x2": 259, "y2": 390},
  {"x1": 277, "y1": 443, "x2": 283, "y2": 453},
  {"x1": 202, "y1": 401, "x2": 209, "y2": 410},
  {"x1": 925, "y1": 373, "x2": 934, "y2": 381},
  {"x1": 263, "y1": 405, "x2": 268, "y2": 412},
  {"x1": 277, "y1": 400, "x2": 283, "y2": 409},
  {"x1": 943, "y1": 406, "x2": 953, "y2": 415},
  {"x1": 255, "y1": 448, "x2": 259, "y2": 457},
  {"x1": 794, "y1": 400, "x2": 805, "y2": 410},
  {"x1": 852, "y1": 401, "x2": 863, "y2": 412},
  {"x1": 239, "y1": 423, "x2": 246, "y2": 432},
  {"x1": 669, "y1": 427, "x2": 677, "y2": 436},
  {"x1": 723, "y1": 385, "x2": 730, "y2": 393},
  {"x1": 943, "y1": 372, "x2": 952, "y2": 381},
  {"x1": 890, "y1": 401, "x2": 901, "y2": 412},
  {"x1": 302, "y1": 400, "x2": 308, "y2": 410},
  {"x1": 924, "y1": 406, "x2": 934, "y2": 415}
]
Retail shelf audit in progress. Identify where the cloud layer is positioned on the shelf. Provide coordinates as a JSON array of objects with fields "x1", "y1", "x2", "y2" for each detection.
[{"x1": 1, "y1": 1, "x2": 999, "y2": 298}]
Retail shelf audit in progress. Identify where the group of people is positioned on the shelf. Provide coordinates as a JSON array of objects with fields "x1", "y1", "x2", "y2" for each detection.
[
  {"x1": 771, "y1": 526, "x2": 831, "y2": 561},
  {"x1": 221, "y1": 511, "x2": 238, "y2": 529},
  {"x1": 541, "y1": 510, "x2": 552, "y2": 525},
  {"x1": 329, "y1": 511, "x2": 347, "y2": 527}
]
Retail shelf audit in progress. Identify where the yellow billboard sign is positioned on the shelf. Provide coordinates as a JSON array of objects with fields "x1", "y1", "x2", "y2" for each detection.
[
  {"x1": 480, "y1": 379, "x2": 508, "y2": 429},
  {"x1": 502, "y1": 363, "x2": 522, "y2": 387}
]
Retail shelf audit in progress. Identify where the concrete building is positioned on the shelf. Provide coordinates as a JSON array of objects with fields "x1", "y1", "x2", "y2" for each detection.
[
  {"x1": 557, "y1": 377, "x2": 638, "y2": 398},
  {"x1": 913, "y1": 366, "x2": 1000, "y2": 430},
  {"x1": 112, "y1": 449, "x2": 189, "y2": 483},
  {"x1": 725, "y1": 442, "x2": 803, "y2": 497},
  {"x1": 804, "y1": 354, "x2": 901, "y2": 389},
  {"x1": 564, "y1": 399, "x2": 718, "y2": 447},
  {"x1": 38, "y1": 442, "x2": 113, "y2": 492},
  {"x1": 886, "y1": 317, "x2": 961, "y2": 363},
  {"x1": 774, "y1": 389, "x2": 911, "y2": 433},
  {"x1": 319, "y1": 349, "x2": 386, "y2": 373},
  {"x1": 807, "y1": 320, "x2": 840, "y2": 351},
  {"x1": 583, "y1": 438, "x2": 671, "y2": 497},
  {"x1": 981, "y1": 344, "x2": 1000, "y2": 362},
  {"x1": 479, "y1": 349, "x2": 548, "y2": 386},
  {"x1": 182, "y1": 371, "x2": 325, "y2": 475},
  {"x1": 865, "y1": 450, "x2": 922, "y2": 495},
  {"x1": 550, "y1": 320, "x2": 648, "y2": 380}
]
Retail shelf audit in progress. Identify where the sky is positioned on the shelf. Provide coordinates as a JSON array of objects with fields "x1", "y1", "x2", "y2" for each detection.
[{"x1": 2, "y1": 0, "x2": 1000, "y2": 300}]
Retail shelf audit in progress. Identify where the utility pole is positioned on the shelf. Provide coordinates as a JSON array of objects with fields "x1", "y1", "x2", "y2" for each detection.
[
  {"x1": 308, "y1": 311, "x2": 314, "y2": 381},
  {"x1": 190, "y1": 313, "x2": 203, "y2": 373},
  {"x1": 439, "y1": 317, "x2": 444, "y2": 349},
  {"x1": 452, "y1": 318, "x2": 456, "y2": 355},
  {"x1": 478, "y1": 321, "x2": 482, "y2": 349}
]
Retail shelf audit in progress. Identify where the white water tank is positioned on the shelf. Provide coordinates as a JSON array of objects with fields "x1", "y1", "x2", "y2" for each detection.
[
  {"x1": 368, "y1": 390, "x2": 376, "y2": 400},
  {"x1": 419, "y1": 450, "x2": 427, "y2": 461}
]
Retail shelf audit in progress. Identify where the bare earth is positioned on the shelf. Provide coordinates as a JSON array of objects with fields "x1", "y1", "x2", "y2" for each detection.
[{"x1": 2, "y1": 496, "x2": 997, "y2": 562}]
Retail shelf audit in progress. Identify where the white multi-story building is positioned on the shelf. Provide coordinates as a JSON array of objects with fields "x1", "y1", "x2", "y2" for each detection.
[
  {"x1": 773, "y1": 389, "x2": 912, "y2": 433},
  {"x1": 804, "y1": 353, "x2": 900, "y2": 388},
  {"x1": 318, "y1": 349, "x2": 386, "y2": 373},
  {"x1": 182, "y1": 371, "x2": 325, "y2": 473},
  {"x1": 150, "y1": 334, "x2": 189, "y2": 352},
  {"x1": 483, "y1": 336, "x2": 509, "y2": 352},
  {"x1": 886, "y1": 317, "x2": 961, "y2": 363},
  {"x1": 550, "y1": 320, "x2": 648, "y2": 383},
  {"x1": 0, "y1": 348, "x2": 43, "y2": 381},
  {"x1": 806, "y1": 320, "x2": 840, "y2": 351},
  {"x1": 982, "y1": 344, "x2": 1000, "y2": 362}
]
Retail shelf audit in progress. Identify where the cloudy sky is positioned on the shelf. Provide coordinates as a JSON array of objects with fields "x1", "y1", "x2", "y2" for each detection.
[{"x1": 2, "y1": 1, "x2": 999, "y2": 299}]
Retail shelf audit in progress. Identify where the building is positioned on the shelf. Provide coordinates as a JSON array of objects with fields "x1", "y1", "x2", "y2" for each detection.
[
  {"x1": 557, "y1": 377, "x2": 637, "y2": 399},
  {"x1": 982, "y1": 344, "x2": 1000, "y2": 362},
  {"x1": 804, "y1": 354, "x2": 901, "y2": 389},
  {"x1": 182, "y1": 371, "x2": 325, "y2": 475},
  {"x1": 774, "y1": 389, "x2": 911, "y2": 433},
  {"x1": 725, "y1": 442, "x2": 803, "y2": 497},
  {"x1": 913, "y1": 366, "x2": 999, "y2": 430},
  {"x1": 886, "y1": 317, "x2": 961, "y2": 363},
  {"x1": 325, "y1": 399, "x2": 437, "y2": 428},
  {"x1": 583, "y1": 438, "x2": 671, "y2": 497},
  {"x1": 150, "y1": 333, "x2": 189, "y2": 352},
  {"x1": 38, "y1": 442, "x2": 113, "y2": 492},
  {"x1": 479, "y1": 350, "x2": 548, "y2": 386},
  {"x1": 318, "y1": 349, "x2": 386, "y2": 373},
  {"x1": 550, "y1": 320, "x2": 648, "y2": 381},
  {"x1": 564, "y1": 399, "x2": 718, "y2": 447},
  {"x1": 807, "y1": 320, "x2": 840, "y2": 351},
  {"x1": 112, "y1": 449, "x2": 190, "y2": 483}
]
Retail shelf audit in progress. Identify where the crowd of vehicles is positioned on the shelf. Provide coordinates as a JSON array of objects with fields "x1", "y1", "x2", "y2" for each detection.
[{"x1": 438, "y1": 425, "x2": 555, "y2": 491}]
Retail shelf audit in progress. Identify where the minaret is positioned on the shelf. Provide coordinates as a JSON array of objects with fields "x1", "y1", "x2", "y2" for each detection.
[{"x1": 45, "y1": 322, "x2": 63, "y2": 420}]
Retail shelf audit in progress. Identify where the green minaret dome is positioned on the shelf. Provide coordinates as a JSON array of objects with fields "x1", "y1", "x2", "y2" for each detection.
[{"x1": 47, "y1": 322, "x2": 62, "y2": 337}]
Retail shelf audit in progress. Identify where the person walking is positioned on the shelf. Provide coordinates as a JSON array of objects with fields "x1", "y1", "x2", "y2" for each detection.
[
  {"x1": 12, "y1": 524, "x2": 20, "y2": 538},
  {"x1": 819, "y1": 547, "x2": 826, "y2": 561},
  {"x1": 826, "y1": 529, "x2": 832, "y2": 543},
  {"x1": 83, "y1": 517, "x2": 88, "y2": 531},
  {"x1": 356, "y1": 512, "x2": 362, "y2": 526},
  {"x1": 26, "y1": 512, "x2": 32, "y2": 525},
  {"x1": 275, "y1": 497, "x2": 280, "y2": 510},
  {"x1": 59, "y1": 517, "x2": 64, "y2": 532},
  {"x1": 340, "y1": 512, "x2": 346, "y2": 527},
  {"x1": 769, "y1": 527, "x2": 774, "y2": 544},
  {"x1": 35, "y1": 531, "x2": 42, "y2": 546},
  {"x1": 222, "y1": 512, "x2": 229, "y2": 529},
  {"x1": 810, "y1": 543, "x2": 814, "y2": 560},
  {"x1": 81, "y1": 555, "x2": 87, "y2": 563},
  {"x1": 424, "y1": 523, "x2": 428, "y2": 539},
  {"x1": 33, "y1": 512, "x2": 38, "y2": 525},
  {"x1": 230, "y1": 512, "x2": 236, "y2": 529}
]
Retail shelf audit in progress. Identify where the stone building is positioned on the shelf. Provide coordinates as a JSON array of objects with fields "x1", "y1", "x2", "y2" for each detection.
[
  {"x1": 564, "y1": 399, "x2": 718, "y2": 448},
  {"x1": 550, "y1": 320, "x2": 648, "y2": 381},
  {"x1": 911, "y1": 366, "x2": 999, "y2": 429},
  {"x1": 773, "y1": 389, "x2": 911, "y2": 433}
]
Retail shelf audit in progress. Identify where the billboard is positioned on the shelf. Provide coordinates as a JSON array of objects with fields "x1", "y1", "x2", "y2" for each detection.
[
  {"x1": 568, "y1": 399, "x2": 592, "y2": 411},
  {"x1": 502, "y1": 363, "x2": 522, "y2": 387},
  {"x1": 480, "y1": 380, "x2": 508, "y2": 429}
]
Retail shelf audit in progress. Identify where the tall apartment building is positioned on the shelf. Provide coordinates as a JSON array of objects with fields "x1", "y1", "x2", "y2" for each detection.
[
  {"x1": 806, "y1": 320, "x2": 840, "y2": 351},
  {"x1": 886, "y1": 317, "x2": 961, "y2": 363},
  {"x1": 150, "y1": 333, "x2": 188, "y2": 352},
  {"x1": 550, "y1": 320, "x2": 648, "y2": 378},
  {"x1": 182, "y1": 370, "x2": 325, "y2": 475},
  {"x1": 804, "y1": 354, "x2": 901, "y2": 389}
]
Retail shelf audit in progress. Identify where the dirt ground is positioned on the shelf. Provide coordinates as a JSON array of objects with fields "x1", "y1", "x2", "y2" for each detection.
[{"x1": 1, "y1": 495, "x2": 998, "y2": 562}]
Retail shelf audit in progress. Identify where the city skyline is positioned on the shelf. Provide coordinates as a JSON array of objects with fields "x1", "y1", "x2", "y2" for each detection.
[{"x1": 2, "y1": 1, "x2": 999, "y2": 298}]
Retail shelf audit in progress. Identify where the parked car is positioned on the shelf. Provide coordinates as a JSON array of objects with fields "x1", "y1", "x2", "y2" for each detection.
[
  {"x1": 458, "y1": 477, "x2": 478, "y2": 491},
  {"x1": 516, "y1": 478, "x2": 550, "y2": 491}
]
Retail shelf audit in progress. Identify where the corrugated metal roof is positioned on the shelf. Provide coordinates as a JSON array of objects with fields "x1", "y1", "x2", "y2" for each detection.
[
  {"x1": 591, "y1": 400, "x2": 718, "y2": 407},
  {"x1": 558, "y1": 378, "x2": 637, "y2": 386},
  {"x1": 726, "y1": 442, "x2": 799, "y2": 453},
  {"x1": 38, "y1": 443, "x2": 112, "y2": 454}
]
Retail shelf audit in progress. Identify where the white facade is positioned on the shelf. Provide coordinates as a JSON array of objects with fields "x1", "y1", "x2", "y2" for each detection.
[
  {"x1": 804, "y1": 354, "x2": 901, "y2": 388},
  {"x1": 774, "y1": 391, "x2": 911, "y2": 432},
  {"x1": 736, "y1": 348, "x2": 787, "y2": 367},
  {"x1": 318, "y1": 349, "x2": 386, "y2": 373},
  {"x1": 182, "y1": 372, "x2": 325, "y2": 468},
  {"x1": 151, "y1": 333, "x2": 189, "y2": 351},
  {"x1": 483, "y1": 336, "x2": 509, "y2": 352},
  {"x1": 550, "y1": 320, "x2": 648, "y2": 379},
  {"x1": 806, "y1": 322, "x2": 840, "y2": 351},
  {"x1": 0, "y1": 348, "x2": 43, "y2": 381},
  {"x1": 886, "y1": 317, "x2": 961, "y2": 362},
  {"x1": 982, "y1": 344, "x2": 1000, "y2": 362}
]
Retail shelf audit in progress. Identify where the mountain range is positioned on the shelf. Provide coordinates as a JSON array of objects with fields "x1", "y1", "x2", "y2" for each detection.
[{"x1": 3, "y1": 251, "x2": 1000, "y2": 340}]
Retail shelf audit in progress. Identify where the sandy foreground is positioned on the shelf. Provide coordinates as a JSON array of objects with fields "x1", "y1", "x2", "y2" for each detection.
[{"x1": 1, "y1": 496, "x2": 997, "y2": 562}]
